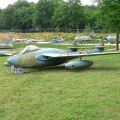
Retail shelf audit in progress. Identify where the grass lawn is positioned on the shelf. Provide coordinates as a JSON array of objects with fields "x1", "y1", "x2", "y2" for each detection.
[
  {"x1": 13, "y1": 42, "x2": 116, "y2": 52},
  {"x1": 0, "y1": 44, "x2": 120, "y2": 120}
]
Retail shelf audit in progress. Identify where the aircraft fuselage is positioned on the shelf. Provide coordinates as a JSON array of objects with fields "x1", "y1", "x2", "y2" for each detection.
[{"x1": 6, "y1": 48, "x2": 69, "y2": 68}]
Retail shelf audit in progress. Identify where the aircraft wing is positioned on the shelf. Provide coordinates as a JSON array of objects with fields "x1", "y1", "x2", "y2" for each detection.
[
  {"x1": 42, "y1": 51, "x2": 119, "y2": 59},
  {"x1": 0, "y1": 51, "x2": 12, "y2": 56}
]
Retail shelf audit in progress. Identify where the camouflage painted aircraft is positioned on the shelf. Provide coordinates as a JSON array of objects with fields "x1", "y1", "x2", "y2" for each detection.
[
  {"x1": 0, "y1": 37, "x2": 14, "y2": 49},
  {"x1": 4, "y1": 44, "x2": 119, "y2": 73}
]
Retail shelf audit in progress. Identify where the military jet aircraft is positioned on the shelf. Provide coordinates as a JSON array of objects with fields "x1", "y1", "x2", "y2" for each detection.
[
  {"x1": 0, "y1": 37, "x2": 14, "y2": 49},
  {"x1": 50, "y1": 38, "x2": 64, "y2": 44},
  {"x1": 0, "y1": 37, "x2": 14, "y2": 56},
  {"x1": 75, "y1": 35, "x2": 92, "y2": 41},
  {"x1": 4, "y1": 44, "x2": 119, "y2": 73}
]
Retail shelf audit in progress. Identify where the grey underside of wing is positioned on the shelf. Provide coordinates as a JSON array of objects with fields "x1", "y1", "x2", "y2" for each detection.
[{"x1": 0, "y1": 53, "x2": 12, "y2": 56}]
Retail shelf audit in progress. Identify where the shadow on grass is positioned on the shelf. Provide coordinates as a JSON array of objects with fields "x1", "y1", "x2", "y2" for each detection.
[
  {"x1": 88, "y1": 66, "x2": 120, "y2": 72},
  {"x1": 22, "y1": 65, "x2": 120, "y2": 74}
]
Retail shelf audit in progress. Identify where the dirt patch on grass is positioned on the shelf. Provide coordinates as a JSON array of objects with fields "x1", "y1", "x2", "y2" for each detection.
[{"x1": 0, "y1": 33, "x2": 20, "y2": 39}]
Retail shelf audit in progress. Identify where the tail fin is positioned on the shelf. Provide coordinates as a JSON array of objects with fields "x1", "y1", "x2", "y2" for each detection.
[
  {"x1": 68, "y1": 41, "x2": 79, "y2": 52},
  {"x1": 90, "y1": 45, "x2": 104, "y2": 53},
  {"x1": 72, "y1": 41, "x2": 78, "y2": 48}
]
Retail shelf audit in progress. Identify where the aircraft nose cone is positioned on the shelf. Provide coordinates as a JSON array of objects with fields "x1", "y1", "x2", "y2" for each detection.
[{"x1": 7, "y1": 56, "x2": 19, "y2": 65}]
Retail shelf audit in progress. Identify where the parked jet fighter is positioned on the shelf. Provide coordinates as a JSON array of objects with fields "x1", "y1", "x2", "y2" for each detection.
[
  {"x1": 4, "y1": 45, "x2": 119, "y2": 73},
  {"x1": 75, "y1": 36, "x2": 92, "y2": 41},
  {"x1": 0, "y1": 37, "x2": 14, "y2": 49},
  {"x1": 50, "y1": 38, "x2": 64, "y2": 44},
  {"x1": 106, "y1": 35, "x2": 120, "y2": 43},
  {"x1": 0, "y1": 37, "x2": 14, "y2": 56}
]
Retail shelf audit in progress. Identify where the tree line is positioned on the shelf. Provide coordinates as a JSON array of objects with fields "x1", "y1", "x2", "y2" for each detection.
[
  {"x1": 0, "y1": 0, "x2": 119, "y2": 34},
  {"x1": 0, "y1": 0, "x2": 100, "y2": 31}
]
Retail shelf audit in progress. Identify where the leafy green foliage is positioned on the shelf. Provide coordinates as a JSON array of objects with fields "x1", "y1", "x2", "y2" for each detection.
[
  {"x1": 98, "y1": 0, "x2": 120, "y2": 31},
  {"x1": 0, "y1": 0, "x2": 87, "y2": 30},
  {"x1": 97, "y1": 0, "x2": 120, "y2": 50},
  {"x1": 0, "y1": 9, "x2": 4, "y2": 29},
  {"x1": 1, "y1": 0, "x2": 35, "y2": 30},
  {"x1": 33, "y1": 0, "x2": 54, "y2": 28},
  {"x1": 0, "y1": 0, "x2": 120, "y2": 33},
  {"x1": 85, "y1": 5, "x2": 98, "y2": 29},
  {"x1": 52, "y1": 0, "x2": 86, "y2": 29}
]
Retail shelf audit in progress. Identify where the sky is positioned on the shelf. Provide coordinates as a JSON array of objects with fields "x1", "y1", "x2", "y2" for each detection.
[{"x1": 0, "y1": 0, "x2": 94, "y2": 9}]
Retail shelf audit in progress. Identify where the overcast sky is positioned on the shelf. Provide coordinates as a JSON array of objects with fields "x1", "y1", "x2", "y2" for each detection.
[{"x1": 0, "y1": 0, "x2": 94, "y2": 9}]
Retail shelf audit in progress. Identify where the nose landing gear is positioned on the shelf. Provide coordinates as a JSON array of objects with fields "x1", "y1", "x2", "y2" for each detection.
[{"x1": 11, "y1": 65, "x2": 23, "y2": 74}]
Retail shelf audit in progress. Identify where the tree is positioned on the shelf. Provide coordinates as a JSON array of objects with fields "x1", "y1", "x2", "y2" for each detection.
[
  {"x1": 67, "y1": 0, "x2": 86, "y2": 29},
  {"x1": 2, "y1": 5, "x2": 15, "y2": 29},
  {"x1": 34, "y1": 0, "x2": 54, "y2": 28},
  {"x1": 52, "y1": 2, "x2": 69, "y2": 29},
  {"x1": 0, "y1": 9, "x2": 4, "y2": 29},
  {"x1": 98, "y1": 0, "x2": 120, "y2": 50},
  {"x1": 84, "y1": 5, "x2": 98, "y2": 29},
  {"x1": 52, "y1": 0, "x2": 86, "y2": 29},
  {"x1": 12, "y1": 0, "x2": 35, "y2": 30},
  {"x1": 1, "y1": 0, "x2": 35, "y2": 30}
]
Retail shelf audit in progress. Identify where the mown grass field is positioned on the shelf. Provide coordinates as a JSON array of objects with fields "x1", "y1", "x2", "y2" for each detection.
[{"x1": 0, "y1": 44, "x2": 120, "y2": 120}]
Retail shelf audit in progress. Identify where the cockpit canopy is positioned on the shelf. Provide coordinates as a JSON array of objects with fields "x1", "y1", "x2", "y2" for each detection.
[{"x1": 20, "y1": 45, "x2": 39, "y2": 54}]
